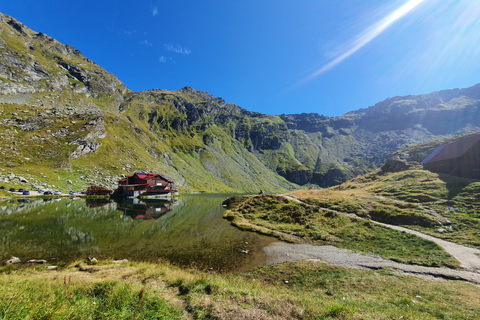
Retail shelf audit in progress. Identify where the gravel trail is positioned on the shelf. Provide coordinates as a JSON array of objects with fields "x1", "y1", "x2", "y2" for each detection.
[
  {"x1": 264, "y1": 195, "x2": 480, "y2": 284},
  {"x1": 372, "y1": 221, "x2": 480, "y2": 272},
  {"x1": 263, "y1": 243, "x2": 480, "y2": 284}
]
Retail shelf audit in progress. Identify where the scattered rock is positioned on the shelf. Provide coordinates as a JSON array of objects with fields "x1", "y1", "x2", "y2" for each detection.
[
  {"x1": 4, "y1": 256, "x2": 21, "y2": 265},
  {"x1": 47, "y1": 266, "x2": 57, "y2": 270},
  {"x1": 86, "y1": 257, "x2": 98, "y2": 264},
  {"x1": 113, "y1": 259, "x2": 128, "y2": 264},
  {"x1": 26, "y1": 259, "x2": 47, "y2": 264}
]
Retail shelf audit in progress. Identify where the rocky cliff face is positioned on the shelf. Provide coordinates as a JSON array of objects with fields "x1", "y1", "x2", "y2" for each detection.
[
  {"x1": 0, "y1": 14, "x2": 127, "y2": 101},
  {"x1": 280, "y1": 88, "x2": 480, "y2": 186},
  {"x1": 0, "y1": 12, "x2": 479, "y2": 192}
]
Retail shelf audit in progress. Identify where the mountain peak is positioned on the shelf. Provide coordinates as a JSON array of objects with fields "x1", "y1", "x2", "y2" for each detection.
[{"x1": 0, "y1": 12, "x2": 479, "y2": 192}]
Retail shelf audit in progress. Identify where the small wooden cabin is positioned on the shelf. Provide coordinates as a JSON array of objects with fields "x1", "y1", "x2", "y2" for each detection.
[
  {"x1": 117, "y1": 173, "x2": 175, "y2": 197},
  {"x1": 421, "y1": 133, "x2": 480, "y2": 179}
]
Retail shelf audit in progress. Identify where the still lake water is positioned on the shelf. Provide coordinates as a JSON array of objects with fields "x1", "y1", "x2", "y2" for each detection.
[{"x1": 0, "y1": 194, "x2": 274, "y2": 273}]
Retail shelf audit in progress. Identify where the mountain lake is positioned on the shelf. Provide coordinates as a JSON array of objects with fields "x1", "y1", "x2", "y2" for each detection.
[{"x1": 0, "y1": 194, "x2": 275, "y2": 273}]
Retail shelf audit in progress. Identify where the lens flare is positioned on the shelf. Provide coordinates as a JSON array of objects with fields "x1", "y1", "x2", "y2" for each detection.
[{"x1": 305, "y1": 0, "x2": 426, "y2": 82}]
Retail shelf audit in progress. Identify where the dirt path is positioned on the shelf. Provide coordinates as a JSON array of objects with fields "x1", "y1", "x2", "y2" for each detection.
[
  {"x1": 263, "y1": 243, "x2": 480, "y2": 284},
  {"x1": 372, "y1": 221, "x2": 480, "y2": 272},
  {"x1": 266, "y1": 195, "x2": 480, "y2": 284}
]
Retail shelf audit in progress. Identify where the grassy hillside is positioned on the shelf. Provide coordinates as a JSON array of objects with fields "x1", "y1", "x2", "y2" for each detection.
[
  {"x1": 292, "y1": 169, "x2": 480, "y2": 248},
  {"x1": 1, "y1": 11, "x2": 480, "y2": 193},
  {"x1": 223, "y1": 194, "x2": 459, "y2": 268},
  {"x1": 0, "y1": 13, "x2": 296, "y2": 193},
  {"x1": 224, "y1": 132, "x2": 480, "y2": 272}
]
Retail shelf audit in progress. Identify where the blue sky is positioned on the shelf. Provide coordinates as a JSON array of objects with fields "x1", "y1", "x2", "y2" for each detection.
[{"x1": 2, "y1": 0, "x2": 480, "y2": 116}]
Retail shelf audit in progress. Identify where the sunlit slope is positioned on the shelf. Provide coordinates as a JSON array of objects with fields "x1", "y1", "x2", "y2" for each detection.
[
  {"x1": 0, "y1": 13, "x2": 295, "y2": 192},
  {"x1": 1, "y1": 11, "x2": 480, "y2": 192},
  {"x1": 281, "y1": 87, "x2": 480, "y2": 186},
  {"x1": 290, "y1": 134, "x2": 480, "y2": 248},
  {"x1": 0, "y1": 88, "x2": 297, "y2": 192},
  {"x1": 89, "y1": 88, "x2": 297, "y2": 192}
]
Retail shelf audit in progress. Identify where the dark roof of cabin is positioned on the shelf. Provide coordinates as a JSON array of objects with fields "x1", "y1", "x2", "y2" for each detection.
[
  {"x1": 159, "y1": 174, "x2": 174, "y2": 183},
  {"x1": 421, "y1": 133, "x2": 480, "y2": 165},
  {"x1": 118, "y1": 173, "x2": 174, "y2": 183}
]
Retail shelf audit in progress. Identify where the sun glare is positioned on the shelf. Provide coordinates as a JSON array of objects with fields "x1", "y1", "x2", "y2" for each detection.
[{"x1": 304, "y1": 0, "x2": 427, "y2": 82}]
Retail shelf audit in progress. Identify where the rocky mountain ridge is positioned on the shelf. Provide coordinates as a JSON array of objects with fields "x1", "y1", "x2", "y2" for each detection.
[{"x1": 0, "y1": 12, "x2": 479, "y2": 192}]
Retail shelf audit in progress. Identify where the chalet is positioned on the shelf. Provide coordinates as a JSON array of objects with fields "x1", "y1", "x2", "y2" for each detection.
[
  {"x1": 421, "y1": 133, "x2": 480, "y2": 179},
  {"x1": 116, "y1": 172, "x2": 176, "y2": 197}
]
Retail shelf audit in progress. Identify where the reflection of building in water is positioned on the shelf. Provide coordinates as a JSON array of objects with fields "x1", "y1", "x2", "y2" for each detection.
[{"x1": 115, "y1": 198, "x2": 178, "y2": 220}]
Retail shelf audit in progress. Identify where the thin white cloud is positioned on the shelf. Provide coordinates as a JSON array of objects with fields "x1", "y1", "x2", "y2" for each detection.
[
  {"x1": 305, "y1": 0, "x2": 427, "y2": 82},
  {"x1": 140, "y1": 39, "x2": 152, "y2": 47},
  {"x1": 164, "y1": 44, "x2": 191, "y2": 55},
  {"x1": 124, "y1": 30, "x2": 136, "y2": 36},
  {"x1": 159, "y1": 56, "x2": 167, "y2": 63},
  {"x1": 153, "y1": 7, "x2": 158, "y2": 16}
]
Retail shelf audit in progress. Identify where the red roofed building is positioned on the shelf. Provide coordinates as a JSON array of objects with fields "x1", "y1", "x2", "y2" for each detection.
[
  {"x1": 421, "y1": 133, "x2": 480, "y2": 179},
  {"x1": 116, "y1": 172, "x2": 176, "y2": 197}
]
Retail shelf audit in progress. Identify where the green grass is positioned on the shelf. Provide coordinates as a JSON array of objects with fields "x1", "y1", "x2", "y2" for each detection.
[
  {"x1": 0, "y1": 266, "x2": 187, "y2": 319},
  {"x1": 0, "y1": 88, "x2": 297, "y2": 194},
  {"x1": 293, "y1": 169, "x2": 480, "y2": 249},
  {"x1": 1, "y1": 259, "x2": 480, "y2": 319},
  {"x1": 223, "y1": 195, "x2": 460, "y2": 268}
]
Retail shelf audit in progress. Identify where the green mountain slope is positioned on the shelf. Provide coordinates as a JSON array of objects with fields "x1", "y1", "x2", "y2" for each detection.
[
  {"x1": 0, "y1": 13, "x2": 295, "y2": 193},
  {"x1": 281, "y1": 86, "x2": 480, "y2": 186},
  {"x1": 0, "y1": 12, "x2": 479, "y2": 192},
  {"x1": 222, "y1": 132, "x2": 480, "y2": 272}
]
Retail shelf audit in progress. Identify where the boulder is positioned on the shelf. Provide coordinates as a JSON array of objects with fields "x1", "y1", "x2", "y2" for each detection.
[
  {"x1": 86, "y1": 257, "x2": 98, "y2": 264},
  {"x1": 18, "y1": 176, "x2": 28, "y2": 183},
  {"x1": 380, "y1": 159, "x2": 411, "y2": 173},
  {"x1": 4, "y1": 256, "x2": 21, "y2": 265}
]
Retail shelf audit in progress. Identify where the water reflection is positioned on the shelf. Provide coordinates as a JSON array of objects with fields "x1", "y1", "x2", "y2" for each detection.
[
  {"x1": 115, "y1": 198, "x2": 177, "y2": 220},
  {"x1": 85, "y1": 198, "x2": 113, "y2": 209},
  {"x1": 0, "y1": 194, "x2": 273, "y2": 273}
]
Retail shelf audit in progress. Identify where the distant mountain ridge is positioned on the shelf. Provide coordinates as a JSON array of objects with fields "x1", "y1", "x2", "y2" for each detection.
[{"x1": 0, "y1": 12, "x2": 479, "y2": 192}]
